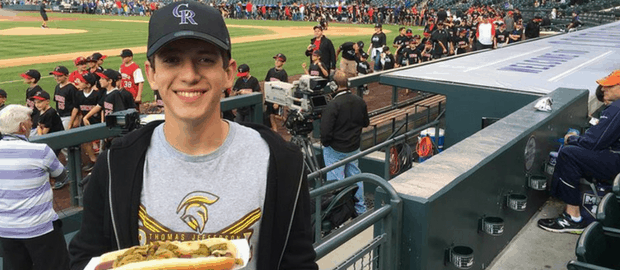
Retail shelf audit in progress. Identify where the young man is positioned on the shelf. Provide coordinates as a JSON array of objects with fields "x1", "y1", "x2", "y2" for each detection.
[
  {"x1": 356, "y1": 52, "x2": 372, "y2": 95},
  {"x1": 33, "y1": 90, "x2": 67, "y2": 186},
  {"x1": 97, "y1": 69, "x2": 134, "y2": 117},
  {"x1": 381, "y1": 46, "x2": 395, "y2": 70},
  {"x1": 69, "y1": 3, "x2": 317, "y2": 270},
  {"x1": 264, "y1": 53, "x2": 288, "y2": 132},
  {"x1": 233, "y1": 63, "x2": 261, "y2": 123},
  {"x1": 0, "y1": 89, "x2": 6, "y2": 111},
  {"x1": 119, "y1": 49, "x2": 145, "y2": 107},
  {"x1": 538, "y1": 70, "x2": 620, "y2": 234},
  {"x1": 50, "y1": 66, "x2": 77, "y2": 130},
  {"x1": 305, "y1": 25, "x2": 336, "y2": 75},
  {"x1": 494, "y1": 21, "x2": 509, "y2": 49},
  {"x1": 21, "y1": 69, "x2": 42, "y2": 137},
  {"x1": 40, "y1": 0, "x2": 49, "y2": 28},
  {"x1": 454, "y1": 29, "x2": 470, "y2": 54},
  {"x1": 0, "y1": 105, "x2": 70, "y2": 270},
  {"x1": 69, "y1": 73, "x2": 101, "y2": 169}
]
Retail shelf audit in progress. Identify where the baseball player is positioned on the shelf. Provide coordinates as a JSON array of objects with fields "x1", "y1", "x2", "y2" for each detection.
[
  {"x1": 21, "y1": 69, "x2": 43, "y2": 137},
  {"x1": 40, "y1": 0, "x2": 49, "y2": 28},
  {"x1": 50, "y1": 66, "x2": 77, "y2": 131},
  {"x1": 119, "y1": 49, "x2": 145, "y2": 109},
  {"x1": 68, "y1": 56, "x2": 89, "y2": 86}
]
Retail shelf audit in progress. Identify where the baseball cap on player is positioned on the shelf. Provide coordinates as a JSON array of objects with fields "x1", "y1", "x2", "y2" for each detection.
[
  {"x1": 237, "y1": 64, "x2": 250, "y2": 77},
  {"x1": 360, "y1": 52, "x2": 369, "y2": 59},
  {"x1": 21, "y1": 69, "x2": 41, "y2": 81},
  {"x1": 356, "y1": 41, "x2": 364, "y2": 50},
  {"x1": 313, "y1": 25, "x2": 323, "y2": 30},
  {"x1": 96, "y1": 69, "x2": 121, "y2": 81},
  {"x1": 147, "y1": 1, "x2": 231, "y2": 58},
  {"x1": 406, "y1": 28, "x2": 413, "y2": 36},
  {"x1": 120, "y1": 49, "x2": 133, "y2": 58},
  {"x1": 597, "y1": 70, "x2": 620, "y2": 86},
  {"x1": 32, "y1": 90, "x2": 50, "y2": 101},
  {"x1": 74, "y1": 56, "x2": 87, "y2": 66},
  {"x1": 0, "y1": 89, "x2": 7, "y2": 98},
  {"x1": 273, "y1": 53, "x2": 286, "y2": 62},
  {"x1": 312, "y1": 50, "x2": 322, "y2": 56},
  {"x1": 49, "y1": 66, "x2": 69, "y2": 76},
  {"x1": 91, "y1": 52, "x2": 107, "y2": 61},
  {"x1": 78, "y1": 73, "x2": 98, "y2": 85},
  {"x1": 374, "y1": 23, "x2": 382, "y2": 28}
]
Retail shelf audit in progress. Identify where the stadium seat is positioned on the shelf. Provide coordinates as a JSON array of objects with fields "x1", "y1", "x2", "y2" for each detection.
[
  {"x1": 573, "y1": 221, "x2": 620, "y2": 269},
  {"x1": 596, "y1": 193, "x2": 620, "y2": 229}
]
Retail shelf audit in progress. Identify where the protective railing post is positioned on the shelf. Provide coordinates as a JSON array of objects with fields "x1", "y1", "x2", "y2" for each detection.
[
  {"x1": 68, "y1": 146, "x2": 82, "y2": 207},
  {"x1": 384, "y1": 144, "x2": 391, "y2": 180},
  {"x1": 392, "y1": 86, "x2": 398, "y2": 108}
]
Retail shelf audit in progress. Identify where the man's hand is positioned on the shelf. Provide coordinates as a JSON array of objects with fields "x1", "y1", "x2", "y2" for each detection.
[
  {"x1": 301, "y1": 62, "x2": 307, "y2": 69},
  {"x1": 83, "y1": 118, "x2": 91, "y2": 126},
  {"x1": 135, "y1": 95, "x2": 141, "y2": 103}
]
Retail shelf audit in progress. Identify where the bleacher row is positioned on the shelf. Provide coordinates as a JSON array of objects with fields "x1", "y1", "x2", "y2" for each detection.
[{"x1": 566, "y1": 174, "x2": 620, "y2": 270}]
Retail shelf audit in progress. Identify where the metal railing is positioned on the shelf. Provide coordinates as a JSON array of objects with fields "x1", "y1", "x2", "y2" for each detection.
[{"x1": 311, "y1": 173, "x2": 402, "y2": 270}]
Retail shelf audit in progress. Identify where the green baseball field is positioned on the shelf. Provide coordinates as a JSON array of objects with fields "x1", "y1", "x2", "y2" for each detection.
[{"x1": 0, "y1": 11, "x2": 422, "y2": 107}]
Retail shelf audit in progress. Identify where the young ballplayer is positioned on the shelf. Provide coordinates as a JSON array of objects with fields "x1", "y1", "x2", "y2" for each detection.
[
  {"x1": 302, "y1": 50, "x2": 329, "y2": 79},
  {"x1": 356, "y1": 52, "x2": 372, "y2": 95},
  {"x1": 21, "y1": 69, "x2": 42, "y2": 137},
  {"x1": 69, "y1": 73, "x2": 101, "y2": 170},
  {"x1": 97, "y1": 69, "x2": 133, "y2": 117},
  {"x1": 50, "y1": 66, "x2": 77, "y2": 130},
  {"x1": 367, "y1": 23, "x2": 387, "y2": 72},
  {"x1": 40, "y1": 0, "x2": 49, "y2": 28},
  {"x1": 420, "y1": 40, "x2": 434, "y2": 62},
  {"x1": 232, "y1": 64, "x2": 261, "y2": 123},
  {"x1": 69, "y1": 57, "x2": 89, "y2": 86},
  {"x1": 32, "y1": 91, "x2": 64, "y2": 140},
  {"x1": 453, "y1": 29, "x2": 470, "y2": 55},
  {"x1": 494, "y1": 21, "x2": 509, "y2": 48},
  {"x1": 119, "y1": 49, "x2": 145, "y2": 108},
  {"x1": 381, "y1": 46, "x2": 395, "y2": 70},
  {"x1": 264, "y1": 53, "x2": 288, "y2": 132}
]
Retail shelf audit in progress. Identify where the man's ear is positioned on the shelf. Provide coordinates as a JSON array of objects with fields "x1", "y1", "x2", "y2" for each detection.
[
  {"x1": 144, "y1": 60, "x2": 158, "y2": 90},
  {"x1": 224, "y1": 59, "x2": 238, "y2": 90}
]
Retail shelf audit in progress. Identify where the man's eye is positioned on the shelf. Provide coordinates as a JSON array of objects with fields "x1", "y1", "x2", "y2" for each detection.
[
  {"x1": 162, "y1": 57, "x2": 180, "y2": 64},
  {"x1": 199, "y1": 58, "x2": 216, "y2": 64}
]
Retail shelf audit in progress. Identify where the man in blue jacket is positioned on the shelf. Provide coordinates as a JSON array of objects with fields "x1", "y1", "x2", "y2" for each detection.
[
  {"x1": 538, "y1": 70, "x2": 620, "y2": 234},
  {"x1": 68, "y1": 2, "x2": 318, "y2": 270}
]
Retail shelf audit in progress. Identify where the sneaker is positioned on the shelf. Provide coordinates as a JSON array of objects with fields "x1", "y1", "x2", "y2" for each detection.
[
  {"x1": 363, "y1": 89, "x2": 369, "y2": 95},
  {"x1": 537, "y1": 212, "x2": 586, "y2": 234}
]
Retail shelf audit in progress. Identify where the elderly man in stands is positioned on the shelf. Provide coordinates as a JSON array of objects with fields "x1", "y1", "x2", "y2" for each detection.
[
  {"x1": 538, "y1": 70, "x2": 620, "y2": 234},
  {"x1": 0, "y1": 105, "x2": 70, "y2": 270}
]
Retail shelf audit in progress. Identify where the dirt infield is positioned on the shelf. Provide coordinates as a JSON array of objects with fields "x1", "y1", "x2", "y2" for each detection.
[
  {"x1": 0, "y1": 26, "x2": 87, "y2": 35},
  {"x1": 0, "y1": 16, "x2": 386, "y2": 68}
]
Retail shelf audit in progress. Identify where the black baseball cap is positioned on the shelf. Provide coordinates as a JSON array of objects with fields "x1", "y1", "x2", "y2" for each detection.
[
  {"x1": 21, "y1": 69, "x2": 41, "y2": 81},
  {"x1": 273, "y1": 53, "x2": 286, "y2": 62},
  {"x1": 356, "y1": 41, "x2": 364, "y2": 49},
  {"x1": 0, "y1": 89, "x2": 6, "y2": 98},
  {"x1": 91, "y1": 52, "x2": 107, "y2": 61},
  {"x1": 120, "y1": 49, "x2": 133, "y2": 58},
  {"x1": 49, "y1": 66, "x2": 69, "y2": 76},
  {"x1": 312, "y1": 50, "x2": 322, "y2": 56},
  {"x1": 313, "y1": 25, "x2": 323, "y2": 30},
  {"x1": 237, "y1": 64, "x2": 249, "y2": 77},
  {"x1": 96, "y1": 69, "x2": 121, "y2": 81},
  {"x1": 374, "y1": 23, "x2": 382, "y2": 28},
  {"x1": 360, "y1": 52, "x2": 369, "y2": 59},
  {"x1": 78, "y1": 73, "x2": 98, "y2": 85},
  {"x1": 32, "y1": 90, "x2": 50, "y2": 101},
  {"x1": 147, "y1": 1, "x2": 231, "y2": 58}
]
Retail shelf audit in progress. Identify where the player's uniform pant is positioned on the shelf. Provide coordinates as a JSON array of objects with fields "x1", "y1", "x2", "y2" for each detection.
[
  {"x1": 323, "y1": 146, "x2": 366, "y2": 214},
  {"x1": 550, "y1": 145, "x2": 620, "y2": 205}
]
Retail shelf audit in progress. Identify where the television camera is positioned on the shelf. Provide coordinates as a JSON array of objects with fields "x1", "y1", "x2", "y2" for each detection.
[{"x1": 264, "y1": 75, "x2": 333, "y2": 136}]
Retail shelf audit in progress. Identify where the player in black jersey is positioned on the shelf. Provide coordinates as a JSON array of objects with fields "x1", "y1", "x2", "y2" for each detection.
[
  {"x1": 453, "y1": 29, "x2": 470, "y2": 55},
  {"x1": 367, "y1": 23, "x2": 387, "y2": 72},
  {"x1": 69, "y1": 73, "x2": 101, "y2": 169},
  {"x1": 21, "y1": 69, "x2": 42, "y2": 136},
  {"x1": 264, "y1": 53, "x2": 288, "y2": 131},
  {"x1": 381, "y1": 46, "x2": 395, "y2": 70},
  {"x1": 302, "y1": 50, "x2": 329, "y2": 79},
  {"x1": 494, "y1": 21, "x2": 509, "y2": 48},
  {"x1": 50, "y1": 66, "x2": 77, "y2": 131},
  {"x1": 356, "y1": 52, "x2": 372, "y2": 95},
  {"x1": 420, "y1": 40, "x2": 434, "y2": 62}
]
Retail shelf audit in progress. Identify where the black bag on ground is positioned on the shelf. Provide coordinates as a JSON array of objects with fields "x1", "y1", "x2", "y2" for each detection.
[{"x1": 310, "y1": 181, "x2": 359, "y2": 231}]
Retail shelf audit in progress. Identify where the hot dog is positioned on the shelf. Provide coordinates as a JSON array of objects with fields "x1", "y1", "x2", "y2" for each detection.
[{"x1": 94, "y1": 238, "x2": 243, "y2": 270}]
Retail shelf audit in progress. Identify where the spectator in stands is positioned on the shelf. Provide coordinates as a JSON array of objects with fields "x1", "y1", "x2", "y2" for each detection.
[
  {"x1": 567, "y1": 11, "x2": 582, "y2": 30},
  {"x1": 504, "y1": 10, "x2": 515, "y2": 32},
  {"x1": 538, "y1": 70, "x2": 620, "y2": 234},
  {"x1": 0, "y1": 105, "x2": 70, "y2": 270},
  {"x1": 475, "y1": 14, "x2": 494, "y2": 50},
  {"x1": 525, "y1": 15, "x2": 542, "y2": 39},
  {"x1": 305, "y1": 25, "x2": 336, "y2": 76},
  {"x1": 494, "y1": 21, "x2": 509, "y2": 48},
  {"x1": 320, "y1": 70, "x2": 370, "y2": 215},
  {"x1": 0, "y1": 89, "x2": 6, "y2": 112},
  {"x1": 508, "y1": 20, "x2": 524, "y2": 44}
]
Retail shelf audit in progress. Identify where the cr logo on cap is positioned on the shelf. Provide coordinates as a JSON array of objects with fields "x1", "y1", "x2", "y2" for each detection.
[{"x1": 173, "y1": 3, "x2": 198, "y2": 25}]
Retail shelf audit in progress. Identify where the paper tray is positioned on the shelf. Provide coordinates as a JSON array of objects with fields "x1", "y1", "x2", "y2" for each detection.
[{"x1": 84, "y1": 239, "x2": 250, "y2": 270}]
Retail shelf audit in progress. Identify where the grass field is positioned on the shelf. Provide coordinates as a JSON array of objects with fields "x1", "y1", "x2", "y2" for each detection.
[{"x1": 0, "y1": 11, "x2": 422, "y2": 107}]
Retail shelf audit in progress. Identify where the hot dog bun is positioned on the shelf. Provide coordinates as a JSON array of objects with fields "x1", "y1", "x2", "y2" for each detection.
[{"x1": 113, "y1": 257, "x2": 236, "y2": 270}]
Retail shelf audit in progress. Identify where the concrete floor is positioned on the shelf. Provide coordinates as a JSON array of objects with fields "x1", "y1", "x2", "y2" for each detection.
[{"x1": 488, "y1": 199, "x2": 580, "y2": 270}]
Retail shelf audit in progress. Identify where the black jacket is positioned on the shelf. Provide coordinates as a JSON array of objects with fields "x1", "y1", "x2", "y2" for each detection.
[
  {"x1": 320, "y1": 91, "x2": 370, "y2": 152},
  {"x1": 305, "y1": 36, "x2": 337, "y2": 70},
  {"x1": 68, "y1": 121, "x2": 318, "y2": 270}
]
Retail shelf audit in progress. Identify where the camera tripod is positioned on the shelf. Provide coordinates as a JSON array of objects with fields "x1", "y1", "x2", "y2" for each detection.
[{"x1": 290, "y1": 134, "x2": 322, "y2": 174}]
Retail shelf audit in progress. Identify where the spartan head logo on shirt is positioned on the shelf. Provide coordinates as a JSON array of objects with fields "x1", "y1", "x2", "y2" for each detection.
[
  {"x1": 176, "y1": 191, "x2": 219, "y2": 234},
  {"x1": 172, "y1": 3, "x2": 198, "y2": 25}
]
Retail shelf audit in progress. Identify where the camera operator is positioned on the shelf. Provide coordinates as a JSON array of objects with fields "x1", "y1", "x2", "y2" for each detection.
[{"x1": 320, "y1": 71, "x2": 370, "y2": 215}]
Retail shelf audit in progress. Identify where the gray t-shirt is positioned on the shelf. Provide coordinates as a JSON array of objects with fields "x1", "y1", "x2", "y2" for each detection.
[{"x1": 138, "y1": 121, "x2": 269, "y2": 269}]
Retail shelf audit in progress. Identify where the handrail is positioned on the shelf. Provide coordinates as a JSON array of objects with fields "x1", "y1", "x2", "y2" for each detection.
[
  {"x1": 311, "y1": 173, "x2": 402, "y2": 270},
  {"x1": 308, "y1": 120, "x2": 439, "y2": 181}
]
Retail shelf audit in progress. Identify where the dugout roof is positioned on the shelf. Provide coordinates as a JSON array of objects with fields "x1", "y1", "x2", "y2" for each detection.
[{"x1": 382, "y1": 20, "x2": 620, "y2": 113}]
